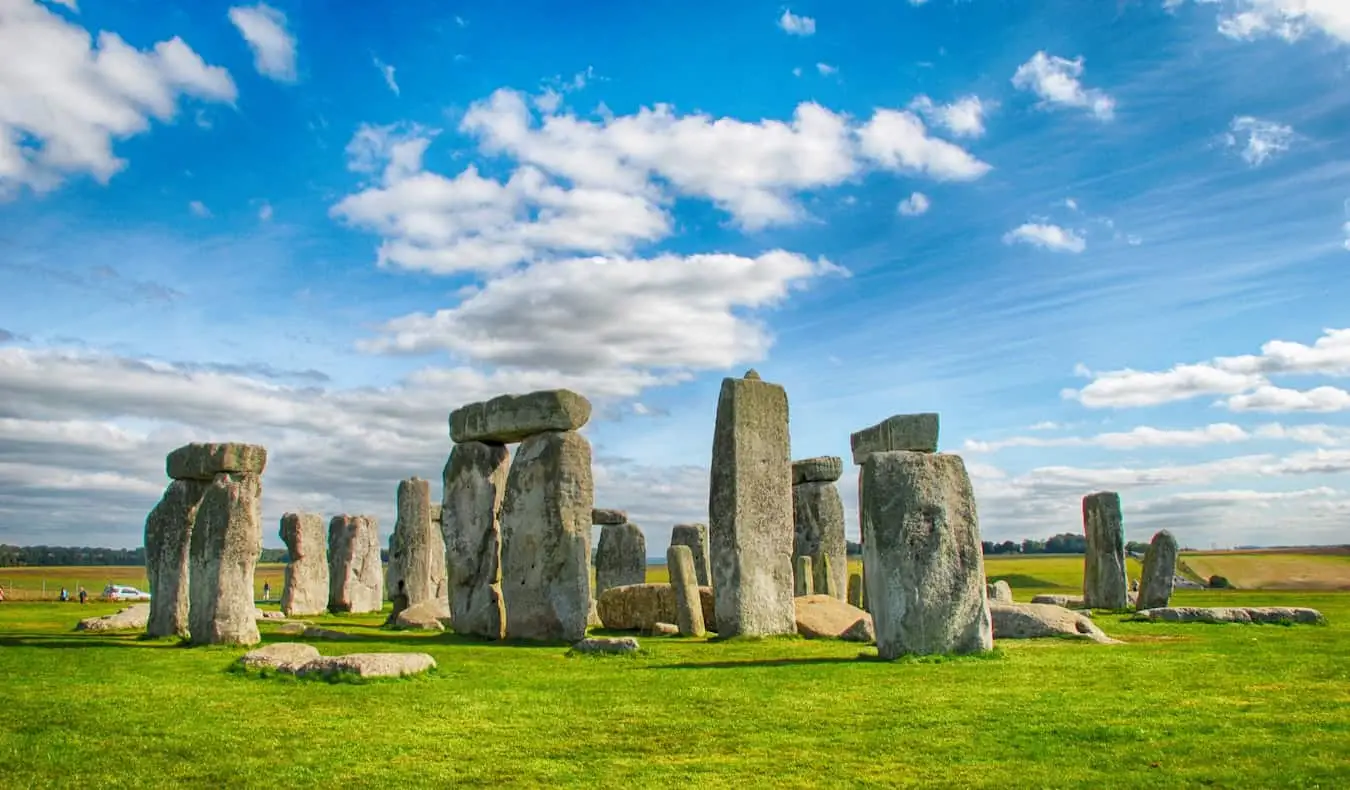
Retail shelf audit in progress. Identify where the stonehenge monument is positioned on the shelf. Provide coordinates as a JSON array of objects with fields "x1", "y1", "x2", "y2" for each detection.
[
  {"x1": 328, "y1": 515, "x2": 383, "y2": 614},
  {"x1": 595, "y1": 518, "x2": 646, "y2": 595},
  {"x1": 670, "y1": 523, "x2": 711, "y2": 587},
  {"x1": 856, "y1": 416, "x2": 992, "y2": 657},
  {"x1": 1082, "y1": 491, "x2": 1128, "y2": 609},
  {"x1": 450, "y1": 390, "x2": 595, "y2": 642},
  {"x1": 791, "y1": 455, "x2": 847, "y2": 601},
  {"x1": 145, "y1": 478, "x2": 208, "y2": 638},
  {"x1": 386, "y1": 477, "x2": 448, "y2": 620},
  {"x1": 708, "y1": 370, "x2": 796, "y2": 637},
  {"x1": 1137, "y1": 529, "x2": 1179, "y2": 610},
  {"x1": 667, "y1": 545, "x2": 707, "y2": 637},
  {"x1": 279, "y1": 512, "x2": 328, "y2": 617},
  {"x1": 184, "y1": 444, "x2": 267, "y2": 646},
  {"x1": 442, "y1": 440, "x2": 511, "y2": 640}
]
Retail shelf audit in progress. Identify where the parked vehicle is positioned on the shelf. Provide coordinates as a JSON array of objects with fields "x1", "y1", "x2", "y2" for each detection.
[{"x1": 102, "y1": 585, "x2": 151, "y2": 602}]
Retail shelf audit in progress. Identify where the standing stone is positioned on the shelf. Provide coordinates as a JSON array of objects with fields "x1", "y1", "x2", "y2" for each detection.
[
  {"x1": 708, "y1": 372, "x2": 796, "y2": 637},
  {"x1": 386, "y1": 477, "x2": 448, "y2": 619},
  {"x1": 279, "y1": 512, "x2": 328, "y2": 617},
  {"x1": 986, "y1": 580, "x2": 1014, "y2": 603},
  {"x1": 188, "y1": 473, "x2": 263, "y2": 646},
  {"x1": 793, "y1": 555, "x2": 815, "y2": 597},
  {"x1": 670, "y1": 523, "x2": 711, "y2": 587},
  {"x1": 1137, "y1": 529, "x2": 1179, "y2": 610},
  {"x1": 1082, "y1": 492, "x2": 1128, "y2": 609},
  {"x1": 500, "y1": 431, "x2": 594, "y2": 642},
  {"x1": 442, "y1": 441, "x2": 510, "y2": 640},
  {"x1": 861, "y1": 451, "x2": 992, "y2": 657},
  {"x1": 328, "y1": 515, "x2": 383, "y2": 614},
  {"x1": 596, "y1": 522, "x2": 647, "y2": 595},
  {"x1": 666, "y1": 545, "x2": 707, "y2": 637},
  {"x1": 850, "y1": 413, "x2": 939, "y2": 465},
  {"x1": 145, "y1": 479, "x2": 209, "y2": 638},
  {"x1": 847, "y1": 572, "x2": 863, "y2": 609},
  {"x1": 816, "y1": 554, "x2": 839, "y2": 598},
  {"x1": 792, "y1": 479, "x2": 848, "y2": 602}
]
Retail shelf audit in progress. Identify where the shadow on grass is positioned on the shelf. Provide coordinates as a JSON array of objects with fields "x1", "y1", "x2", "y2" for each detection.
[
  {"x1": 648, "y1": 656, "x2": 869, "y2": 670},
  {"x1": 0, "y1": 634, "x2": 180, "y2": 650},
  {"x1": 989, "y1": 574, "x2": 1070, "y2": 589}
]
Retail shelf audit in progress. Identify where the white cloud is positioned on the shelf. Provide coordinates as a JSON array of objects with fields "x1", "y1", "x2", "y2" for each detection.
[
  {"x1": 778, "y1": 9, "x2": 816, "y2": 36},
  {"x1": 257, "y1": 201, "x2": 273, "y2": 221},
  {"x1": 792, "y1": 67, "x2": 803, "y2": 77},
  {"x1": 227, "y1": 3, "x2": 296, "y2": 82},
  {"x1": 1064, "y1": 198, "x2": 1079, "y2": 211},
  {"x1": 1224, "y1": 116, "x2": 1294, "y2": 166},
  {"x1": 1011, "y1": 51, "x2": 1115, "y2": 121},
  {"x1": 856, "y1": 110, "x2": 992, "y2": 181},
  {"x1": 908, "y1": 95, "x2": 990, "y2": 138},
  {"x1": 1002, "y1": 223, "x2": 1086, "y2": 253},
  {"x1": 897, "y1": 191, "x2": 930, "y2": 216},
  {"x1": 1204, "y1": 0, "x2": 1350, "y2": 44},
  {"x1": 188, "y1": 200, "x2": 210, "y2": 217},
  {"x1": 0, "y1": 0, "x2": 237, "y2": 198},
  {"x1": 1227, "y1": 384, "x2": 1350, "y2": 413},
  {"x1": 816, "y1": 62, "x2": 838, "y2": 76},
  {"x1": 965, "y1": 423, "x2": 1254, "y2": 453},
  {"x1": 373, "y1": 56, "x2": 399, "y2": 96}
]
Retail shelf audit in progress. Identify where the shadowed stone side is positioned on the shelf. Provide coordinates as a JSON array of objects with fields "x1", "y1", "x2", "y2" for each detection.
[
  {"x1": 167, "y1": 442, "x2": 267, "y2": 481},
  {"x1": 793, "y1": 555, "x2": 814, "y2": 596},
  {"x1": 816, "y1": 555, "x2": 839, "y2": 598},
  {"x1": 328, "y1": 515, "x2": 383, "y2": 614},
  {"x1": 188, "y1": 473, "x2": 263, "y2": 646},
  {"x1": 450, "y1": 390, "x2": 592, "y2": 444},
  {"x1": 279, "y1": 512, "x2": 329, "y2": 617},
  {"x1": 1137, "y1": 529, "x2": 1179, "y2": 610},
  {"x1": 850, "y1": 413, "x2": 939, "y2": 465},
  {"x1": 443, "y1": 441, "x2": 510, "y2": 640},
  {"x1": 667, "y1": 545, "x2": 707, "y2": 637},
  {"x1": 861, "y1": 451, "x2": 992, "y2": 658},
  {"x1": 792, "y1": 456, "x2": 843, "y2": 485},
  {"x1": 709, "y1": 373, "x2": 796, "y2": 637},
  {"x1": 847, "y1": 572, "x2": 863, "y2": 608},
  {"x1": 596, "y1": 522, "x2": 647, "y2": 595},
  {"x1": 145, "y1": 479, "x2": 208, "y2": 638},
  {"x1": 1082, "y1": 491, "x2": 1127, "y2": 609},
  {"x1": 386, "y1": 477, "x2": 448, "y2": 618},
  {"x1": 792, "y1": 480, "x2": 847, "y2": 602},
  {"x1": 500, "y1": 430, "x2": 594, "y2": 642},
  {"x1": 670, "y1": 523, "x2": 711, "y2": 587}
]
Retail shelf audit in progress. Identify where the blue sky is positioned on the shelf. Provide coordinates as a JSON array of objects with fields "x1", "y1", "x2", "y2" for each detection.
[{"x1": 1, "y1": 0, "x2": 1348, "y2": 552}]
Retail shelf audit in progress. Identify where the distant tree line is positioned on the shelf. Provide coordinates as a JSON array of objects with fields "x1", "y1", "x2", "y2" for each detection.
[
  {"x1": 846, "y1": 534, "x2": 1152, "y2": 557},
  {"x1": 0, "y1": 545, "x2": 293, "y2": 567}
]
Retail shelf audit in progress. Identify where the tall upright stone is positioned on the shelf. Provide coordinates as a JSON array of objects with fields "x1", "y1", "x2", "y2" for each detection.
[
  {"x1": 793, "y1": 555, "x2": 814, "y2": 596},
  {"x1": 596, "y1": 522, "x2": 647, "y2": 595},
  {"x1": 1137, "y1": 529, "x2": 1179, "y2": 610},
  {"x1": 442, "y1": 441, "x2": 510, "y2": 640},
  {"x1": 188, "y1": 473, "x2": 263, "y2": 646},
  {"x1": 328, "y1": 515, "x2": 383, "y2": 614},
  {"x1": 670, "y1": 523, "x2": 711, "y2": 587},
  {"x1": 386, "y1": 477, "x2": 448, "y2": 618},
  {"x1": 279, "y1": 512, "x2": 328, "y2": 617},
  {"x1": 792, "y1": 456, "x2": 847, "y2": 602},
  {"x1": 847, "y1": 572, "x2": 863, "y2": 609},
  {"x1": 861, "y1": 451, "x2": 991, "y2": 658},
  {"x1": 144, "y1": 479, "x2": 208, "y2": 638},
  {"x1": 817, "y1": 554, "x2": 839, "y2": 598},
  {"x1": 708, "y1": 370, "x2": 796, "y2": 637},
  {"x1": 1082, "y1": 491, "x2": 1128, "y2": 609},
  {"x1": 500, "y1": 430, "x2": 594, "y2": 641},
  {"x1": 666, "y1": 545, "x2": 707, "y2": 637}
]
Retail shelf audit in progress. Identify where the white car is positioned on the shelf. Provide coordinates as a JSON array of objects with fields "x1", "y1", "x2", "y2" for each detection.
[{"x1": 103, "y1": 585, "x2": 151, "y2": 602}]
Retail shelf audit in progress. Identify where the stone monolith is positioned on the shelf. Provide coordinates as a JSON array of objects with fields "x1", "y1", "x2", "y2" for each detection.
[
  {"x1": 145, "y1": 479, "x2": 208, "y2": 638},
  {"x1": 792, "y1": 479, "x2": 847, "y2": 602},
  {"x1": 670, "y1": 523, "x2": 711, "y2": 586},
  {"x1": 279, "y1": 512, "x2": 328, "y2": 617},
  {"x1": 666, "y1": 545, "x2": 707, "y2": 637},
  {"x1": 450, "y1": 390, "x2": 591, "y2": 444},
  {"x1": 793, "y1": 555, "x2": 814, "y2": 596},
  {"x1": 386, "y1": 477, "x2": 448, "y2": 619},
  {"x1": 1082, "y1": 491, "x2": 1128, "y2": 609},
  {"x1": 847, "y1": 572, "x2": 863, "y2": 609},
  {"x1": 328, "y1": 515, "x2": 383, "y2": 613},
  {"x1": 596, "y1": 522, "x2": 646, "y2": 595},
  {"x1": 442, "y1": 441, "x2": 511, "y2": 640},
  {"x1": 188, "y1": 473, "x2": 263, "y2": 646},
  {"x1": 1137, "y1": 529, "x2": 1179, "y2": 610}
]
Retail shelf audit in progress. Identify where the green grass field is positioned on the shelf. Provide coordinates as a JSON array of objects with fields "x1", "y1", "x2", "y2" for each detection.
[{"x1": 0, "y1": 556, "x2": 1347, "y2": 787}]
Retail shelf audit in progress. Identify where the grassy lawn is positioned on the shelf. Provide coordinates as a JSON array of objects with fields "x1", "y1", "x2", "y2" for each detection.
[
  {"x1": 0, "y1": 558, "x2": 1347, "y2": 788},
  {"x1": 1180, "y1": 552, "x2": 1350, "y2": 591}
]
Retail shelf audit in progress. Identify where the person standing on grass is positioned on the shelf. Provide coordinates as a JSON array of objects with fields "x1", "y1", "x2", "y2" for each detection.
[
  {"x1": 0, "y1": 585, "x2": 6, "y2": 602},
  {"x1": 78, "y1": 586, "x2": 87, "y2": 605},
  {"x1": 262, "y1": 581, "x2": 271, "y2": 602},
  {"x1": 60, "y1": 587, "x2": 69, "y2": 602}
]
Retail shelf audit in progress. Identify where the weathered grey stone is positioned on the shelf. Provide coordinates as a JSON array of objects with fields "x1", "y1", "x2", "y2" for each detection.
[
  {"x1": 77, "y1": 603, "x2": 150, "y2": 632},
  {"x1": 166, "y1": 442, "x2": 267, "y2": 481},
  {"x1": 393, "y1": 599, "x2": 449, "y2": 631},
  {"x1": 986, "y1": 580, "x2": 1014, "y2": 603},
  {"x1": 1082, "y1": 491, "x2": 1128, "y2": 609},
  {"x1": 1031, "y1": 594, "x2": 1085, "y2": 608},
  {"x1": 792, "y1": 480, "x2": 847, "y2": 602},
  {"x1": 596, "y1": 522, "x2": 646, "y2": 595},
  {"x1": 298, "y1": 652, "x2": 437, "y2": 679},
  {"x1": 254, "y1": 608, "x2": 286, "y2": 620},
  {"x1": 990, "y1": 603, "x2": 1120, "y2": 644},
  {"x1": 386, "y1": 477, "x2": 447, "y2": 618},
  {"x1": 709, "y1": 373, "x2": 796, "y2": 637},
  {"x1": 793, "y1": 555, "x2": 815, "y2": 596},
  {"x1": 591, "y1": 508, "x2": 628, "y2": 525},
  {"x1": 239, "y1": 642, "x2": 321, "y2": 672},
  {"x1": 431, "y1": 504, "x2": 443, "y2": 525},
  {"x1": 670, "y1": 523, "x2": 711, "y2": 587},
  {"x1": 850, "y1": 413, "x2": 939, "y2": 465},
  {"x1": 816, "y1": 554, "x2": 840, "y2": 598},
  {"x1": 144, "y1": 479, "x2": 208, "y2": 638},
  {"x1": 647, "y1": 622, "x2": 680, "y2": 636},
  {"x1": 1137, "y1": 529, "x2": 1179, "y2": 610},
  {"x1": 666, "y1": 545, "x2": 707, "y2": 637},
  {"x1": 327, "y1": 515, "x2": 383, "y2": 614},
  {"x1": 570, "y1": 636, "x2": 641, "y2": 656},
  {"x1": 792, "y1": 456, "x2": 843, "y2": 485},
  {"x1": 1132, "y1": 606, "x2": 1326, "y2": 625},
  {"x1": 596, "y1": 583, "x2": 716, "y2": 632},
  {"x1": 847, "y1": 572, "x2": 863, "y2": 608},
  {"x1": 442, "y1": 441, "x2": 510, "y2": 640},
  {"x1": 794, "y1": 595, "x2": 874, "y2": 641},
  {"x1": 861, "y1": 451, "x2": 992, "y2": 657},
  {"x1": 279, "y1": 512, "x2": 328, "y2": 617},
  {"x1": 500, "y1": 430, "x2": 594, "y2": 642},
  {"x1": 450, "y1": 389, "x2": 592, "y2": 444},
  {"x1": 188, "y1": 473, "x2": 263, "y2": 646}
]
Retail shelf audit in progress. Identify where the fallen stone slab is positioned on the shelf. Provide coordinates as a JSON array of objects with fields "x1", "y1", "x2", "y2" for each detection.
[
  {"x1": 275, "y1": 622, "x2": 355, "y2": 640},
  {"x1": 392, "y1": 598, "x2": 449, "y2": 631},
  {"x1": 850, "y1": 413, "x2": 939, "y2": 465},
  {"x1": 238, "y1": 642, "x2": 321, "y2": 672},
  {"x1": 596, "y1": 583, "x2": 716, "y2": 632},
  {"x1": 167, "y1": 442, "x2": 268, "y2": 481},
  {"x1": 297, "y1": 652, "x2": 437, "y2": 679},
  {"x1": 77, "y1": 604, "x2": 150, "y2": 632},
  {"x1": 794, "y1": 595, "x2": 874, "y2": 642},
  {"x1": 792, "y1": 456, "x2": 843, "y2": 485},
  {"x1": 591, "y1": 508, "x2": 628, "y2": 525},
  {"x1": 1132, "y1": 607, "x2": 1327, "y2": 625},
  {"x1": 990, "y1": 603, "x2": 1120, "y2": 644},
  {"x1": 450, "y1": 389, "x2": 591, "y2": 444},
  {"x1": 1031, "y1": 594, "x2": 1084, "y2": 608},
  {"x1": 254, "y1": 609, "x2": 287, "y2": 620},
  {"x1": 570, "y1": 637, "x2": 641, "y2": 656},
  {"x1": 645, "y1": 622, "x2": 679, "y2": 636}
]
